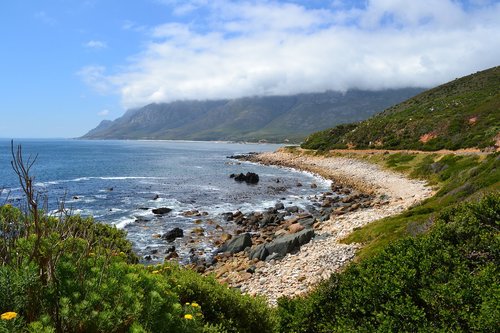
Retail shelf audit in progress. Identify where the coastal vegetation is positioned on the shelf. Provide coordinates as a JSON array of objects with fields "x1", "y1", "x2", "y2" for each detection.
[
  {"x1": 277, "y1": 193, "x2": 499, "y2": 332},
  {"x1": 302, "y1": 66, "x2": 499, "y2": 151},
  {"x1": 2, "y1": 145, "x2": 498, "y2": 332}
]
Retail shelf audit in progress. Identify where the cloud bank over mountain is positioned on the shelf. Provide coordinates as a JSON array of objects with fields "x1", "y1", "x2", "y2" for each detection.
[{"x1": 79, "y1": 0, "x2": 500, "y2": 108}]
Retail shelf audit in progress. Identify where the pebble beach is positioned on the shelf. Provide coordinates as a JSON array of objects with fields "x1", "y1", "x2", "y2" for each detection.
[{"x1": 209, "y1": 149, "x2": 435, "y2": 305}]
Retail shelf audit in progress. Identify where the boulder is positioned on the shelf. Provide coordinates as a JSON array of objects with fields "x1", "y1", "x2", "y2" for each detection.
[
  {"x1": 297, "y1": 217, "x2": 316, "y2": 228},
  {"x1": 274, "y1": 202, "x2": 285, "y2": 210},
  {"x1": 260, "y1": 212, "x2": 279, "y2": 227},
  {"x1": 248, "y1": 228, "x2": 314, "y2": 261},
  {"x1": 162, "y1": 227, "x2": 183, "y2": 242},
  {"x1": 233, "y1": 172, "x2": 260, "y2": 184},
  {"x1": 285, "y1": 206, "x2": 299, "y2": 213},
  {"x1": 152, "y1": 207, "x2": 172, "y2": 215},
  {"x1": 288, "y1": 223, "x2": 305, "y2": 233},
  {"x1": 265, "y1": 228, "x2": 314, "y2": 259},
  {"x1": 219, "y1": 233, "x2": 252, "y2": 254},
  {"x1": 249, "y1": 244, "x2": 269, "y2": 261}
]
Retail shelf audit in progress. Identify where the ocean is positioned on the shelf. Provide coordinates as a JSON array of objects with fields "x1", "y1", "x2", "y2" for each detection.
[{"x1": 0, "y1": 139, "x2": 330, "y2": 261}]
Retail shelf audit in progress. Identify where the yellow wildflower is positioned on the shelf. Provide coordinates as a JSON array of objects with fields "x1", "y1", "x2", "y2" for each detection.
[
  {"x1": 152, "y1": 270, "x2": 160, "y2": 274},
  {"x1": 184, "y1": 314, "x2": 193, "y2": 320},
  {"x1": 1, "y1": 312, "x2": 17, "y2": 320},
  {"x1": 185, "y1": 302, "x2": 190, "y2": 305},
  {"x1": 191, "y1": 302, "x2": 199, "y2": 308}
]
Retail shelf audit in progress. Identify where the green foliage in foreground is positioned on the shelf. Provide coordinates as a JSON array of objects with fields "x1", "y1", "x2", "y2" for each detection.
[
  {"x1": 0, "y1": 206, "x2": 275, "y2": 333},
  {"x1": 302, "y1": 65, "x2": 500, "y2": 151},
  {"x1": 277, "y1": 193, "x2": 500, "y2": 332}
]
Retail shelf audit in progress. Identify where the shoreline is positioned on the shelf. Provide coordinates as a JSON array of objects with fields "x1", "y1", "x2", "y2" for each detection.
[{"x1": 209, "y1": 148, "x2": 434, "y2": 305}]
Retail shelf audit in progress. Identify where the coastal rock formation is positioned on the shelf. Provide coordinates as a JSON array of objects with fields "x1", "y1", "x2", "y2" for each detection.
[
  {"x1": 162, "y1": 227, "x2": 184, "y2": 242},
  {"x1": 152, "y1": 207, "x2": 172, "y2": 215},
  {"x1": 219, "y1": 233, "x2": 252, "y2": 254},
  {"x1": 249, "y1": 228, "x2": 315, "y2": 261},
  {"x1": 231, "y1": 172, "x2": 260, "y2": 184}
]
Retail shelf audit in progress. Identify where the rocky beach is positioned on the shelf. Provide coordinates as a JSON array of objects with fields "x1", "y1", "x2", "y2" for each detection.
[{"x1": 203, "y1": 148, "x2": 435, "y2": 305}]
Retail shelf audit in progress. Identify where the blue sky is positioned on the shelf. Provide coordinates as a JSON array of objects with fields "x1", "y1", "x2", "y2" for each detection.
[{"x1": 1, "y1": 0, "x2": 499, "y2": 138}]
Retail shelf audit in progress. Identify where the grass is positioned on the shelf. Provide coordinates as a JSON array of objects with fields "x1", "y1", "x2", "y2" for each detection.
[
  {"x1": 302, "y1": 65, "x2": 500, "y2": 151},
  {"x1": 340, "y1": 151, "x2": 499, "y2": 260}
]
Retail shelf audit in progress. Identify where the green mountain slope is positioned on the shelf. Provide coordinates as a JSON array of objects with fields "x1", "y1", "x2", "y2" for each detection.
[
  {"x1": 81, "y1": 89, "x2": 423, "y2": 142},
  {"x1": 303, "y1": 66, "x2": 500, "y2": 150}
]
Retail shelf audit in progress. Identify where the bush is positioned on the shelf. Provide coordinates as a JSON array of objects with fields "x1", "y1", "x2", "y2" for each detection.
[{"x1": 277, "y1": 193, "x2": 500, "y2": 332}]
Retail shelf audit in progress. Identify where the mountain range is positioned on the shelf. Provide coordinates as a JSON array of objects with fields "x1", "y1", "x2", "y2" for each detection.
[{"x1": 82, "y1": 89, "x2": 424, "y2": 142}]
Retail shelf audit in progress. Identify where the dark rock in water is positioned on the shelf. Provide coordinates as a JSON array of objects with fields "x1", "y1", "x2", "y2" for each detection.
[
  {"x1": 72, "y1": 196, "x2": 79, "y2": 200},
  {"x1": 249, "y1": 229, "x2": 314, "y2": 261},
  {"x1": 135, "y1": 216, "x2": 152, "y2": 223},
  {"x1": 138, "y1": 207, "x2": 150, "y2": 210},
  {"x1": 233, "y1": 172, "x2": 259, "y2": 184},
  {"x1": 222, "y1": 212, "x2": 234, "y2": 221},
  {"x1": 311, "y1": 183, "x2": 317, "y2": 189},
  {"x1": 153, "y1": 194, "x2": 160, "y2": 200},
  {"x1": 229, "y1": 173, "x2": 236, "y2": 178},
  {"x1": 165, "y1": 251, "x2": 179, "y2": 260},
  {"x1": 268, "y1": 186, "x2": 287, "y2": 194},
  {"x1": 219, "y1": 233, "x2": 252, "y2": 254},
  {"x1": 143, "y1": 255, "x2": 152, "y2": 261},
  {"x1": 189, "y1": 248, "x2": 199, "y2": 264},
  {"x1": 152, "y1": 207, "x2": 172, "y2": 215},
  {"x1": 165, "y1": 245, "x2": 176, "y2": 253},
  {"x1": 227, "y1": 153, "x2": 257, "y2": 160},
  {"x1": 162, "y1": 227, "x2": 184, "y2": 242},
  {"x1": 275, "y1": 202, "x2": 285, "y2": 210}
]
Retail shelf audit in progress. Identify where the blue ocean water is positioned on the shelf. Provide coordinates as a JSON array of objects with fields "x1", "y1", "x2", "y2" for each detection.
[{"x1": 0, "y1": 139, "x2": 330, "y2": 261}]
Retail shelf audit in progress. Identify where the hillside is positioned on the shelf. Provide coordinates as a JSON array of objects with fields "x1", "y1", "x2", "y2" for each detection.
[
  {"x1": 81, "y1": 89, "x2": 423, "y2": 142},
  {"x1": 302, "y1": 66, "x2": 500, "y2": 151}
]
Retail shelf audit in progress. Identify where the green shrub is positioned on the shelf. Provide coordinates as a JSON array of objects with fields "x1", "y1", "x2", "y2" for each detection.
[
  {"x1": 277, "y1": 193, "x2": 500, "y2": 332},
  {"x1": 0, "y1": 202, "x2": 278, "y2": 332}
]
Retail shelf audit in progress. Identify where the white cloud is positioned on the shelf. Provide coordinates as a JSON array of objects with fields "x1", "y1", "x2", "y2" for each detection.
[
  {"x1": 81, "y1": 0, "x2": 500, "y2": 108},
  {"x1": 84, "y1": 40, "x2": 108, "y2": 49},
  {"x1": 98, "y1": 109, "x2": 110, "y2": 116}
]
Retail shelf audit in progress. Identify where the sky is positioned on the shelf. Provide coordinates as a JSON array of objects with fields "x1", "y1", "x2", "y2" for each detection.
[{"x1": 1, "y1": 0, "x2": 499, "y2": 138}]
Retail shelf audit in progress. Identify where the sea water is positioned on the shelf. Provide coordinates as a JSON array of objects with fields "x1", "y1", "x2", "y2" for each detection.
[{"x1": 0, "y1": 139, "x2": 330, "y2": 261}]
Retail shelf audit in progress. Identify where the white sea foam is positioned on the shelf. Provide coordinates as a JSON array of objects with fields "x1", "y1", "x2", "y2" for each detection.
[{"x1": 115, "y1": 217, "x2": 136, "y2": 229}]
